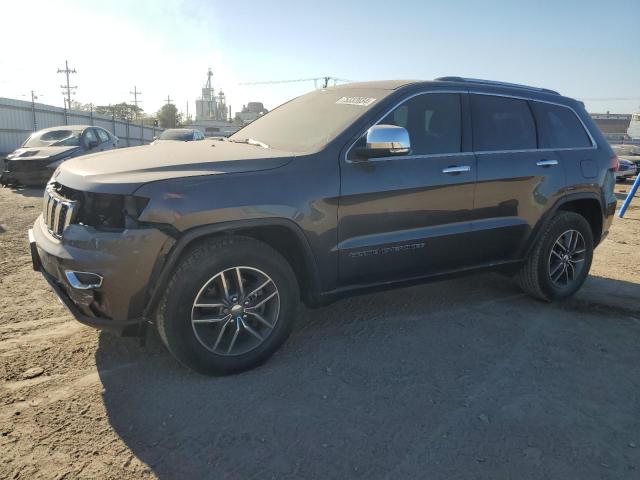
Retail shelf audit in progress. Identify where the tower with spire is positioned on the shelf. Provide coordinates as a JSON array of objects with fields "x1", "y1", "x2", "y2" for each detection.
[{"x1": 196, "y1": 68, "x2": 227, "y2": 121}]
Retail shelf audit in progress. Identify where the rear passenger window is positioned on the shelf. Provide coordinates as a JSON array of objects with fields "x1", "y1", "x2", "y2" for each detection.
[
  {"x1": 532, "y1": 102, "x2": 592, "y2": 149},
  {"x1": 380, "y1": 93, "x2": 461, "y2": 155},
  {"x1": 96, "y1": 129, "x2": 110, "y2": 143},
  {"x1": 471, "y1": 95, "x2": 536, "y2": 151}
]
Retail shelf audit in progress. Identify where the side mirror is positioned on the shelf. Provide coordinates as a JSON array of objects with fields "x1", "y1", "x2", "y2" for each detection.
[{"x1": 356, "y1": 124, "x2": 410, "y2": 159}]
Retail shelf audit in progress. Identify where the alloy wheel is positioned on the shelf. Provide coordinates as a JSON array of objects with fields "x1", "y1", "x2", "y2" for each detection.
[
  {"x1": 547, "y1": 229, "x2": 586, "y2": 288},
  {"x1": 191, "y1": 266, "x2": 280, "y2": 356}
]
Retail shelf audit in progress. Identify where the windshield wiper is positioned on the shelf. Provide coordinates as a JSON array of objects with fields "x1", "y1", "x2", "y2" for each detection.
[{"x1": 230, "y1": 138, "x2": 269, "y2": 149}]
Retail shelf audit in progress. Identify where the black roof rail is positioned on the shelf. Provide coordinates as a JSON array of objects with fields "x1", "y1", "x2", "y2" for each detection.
[{"x1": 435, "y1": 76, "x2": 560, "y2": 95}]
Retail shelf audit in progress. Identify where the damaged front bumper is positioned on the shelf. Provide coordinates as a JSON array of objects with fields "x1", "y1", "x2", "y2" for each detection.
[
  {"x1": 29, "y1": 215, "x2": 175, "y2": 336},
  {"x1": 1, "y1": 168, "x2": 52, "y2": 187}
]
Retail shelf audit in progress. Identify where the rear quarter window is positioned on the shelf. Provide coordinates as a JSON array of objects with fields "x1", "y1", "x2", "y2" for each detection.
[
  {"x1": 471, "y1": 95, "x2": 537, "y2": 151},
  {"x1": 531, "y1": 102, "x2": 592, "y2": 149}
]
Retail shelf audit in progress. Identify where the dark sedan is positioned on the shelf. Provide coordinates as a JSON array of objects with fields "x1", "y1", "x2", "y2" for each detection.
[
  {"x1": 151, "y1": 128, "x2": 205, "y2": 144},
  {"x1": 1, "y1": 125, "x2": 118, "y2": 187}
]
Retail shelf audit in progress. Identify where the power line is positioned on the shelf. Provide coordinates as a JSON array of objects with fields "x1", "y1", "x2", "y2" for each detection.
[
  {"x1": 239, "y1": 77, "x2": 319, "y2": 85},
  {"x1": 57, "y1": 60, "x2": 77, "y2": 110},
  {"x1": 579, "y1": 97, "x2": 640, "y2": 101},
  {"x1": 239, "y1": 76, "x2": 352, "y2": 89}
]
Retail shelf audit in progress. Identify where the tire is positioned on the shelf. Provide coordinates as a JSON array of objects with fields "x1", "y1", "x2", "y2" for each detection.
[
  {"x1": 517, "y1": 211, "x2": 594, "y2": 302},
  {"x1": 157, "y1": 235, "x2": 299, "y2": 375}
]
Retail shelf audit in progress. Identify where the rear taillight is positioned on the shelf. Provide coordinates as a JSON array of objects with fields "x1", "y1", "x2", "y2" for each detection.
[{"x1": 611, "y1": 155, "x2": 620, "y2": 171}]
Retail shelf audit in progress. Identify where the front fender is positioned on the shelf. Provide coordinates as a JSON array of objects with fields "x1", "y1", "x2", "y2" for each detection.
[{"x1": 142, "y1": 217, "x2": 323, "y2": 318}]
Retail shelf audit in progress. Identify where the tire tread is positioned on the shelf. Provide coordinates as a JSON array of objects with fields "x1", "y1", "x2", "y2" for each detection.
[
  {"x1": 156, "y1": 235, "x2": 298, "y2": 375},
  {"x1": 517, "y1": 211, "x2": 592, "y2": 301}
]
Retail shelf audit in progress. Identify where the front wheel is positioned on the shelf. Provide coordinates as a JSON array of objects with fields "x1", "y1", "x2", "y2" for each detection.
[
  {"x1": 517, "y1": 211, "x2": 594, "y2": 301},
  {"x1": 156, "y1": 236, "x2": 299, "y2": 375}
]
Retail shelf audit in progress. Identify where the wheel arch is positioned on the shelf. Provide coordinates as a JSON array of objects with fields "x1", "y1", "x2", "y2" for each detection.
[
  {"x1": 555, "y1": 197, "x2": 603, "y2": 246},
  {"x1": 143, "y1": 218, "x2": 323, "y2": 319},
  {"x1": 524, "y1": 192, "x2": 604, "y2": 258}
]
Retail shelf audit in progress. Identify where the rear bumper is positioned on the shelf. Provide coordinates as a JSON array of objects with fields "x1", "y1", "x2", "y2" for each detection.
[
  {"x1": 30, "y1": 216, "x2": 174, "y2": 336},
  {"x1": 601, "y1": 198, "x2": 617, "y2": 245}
]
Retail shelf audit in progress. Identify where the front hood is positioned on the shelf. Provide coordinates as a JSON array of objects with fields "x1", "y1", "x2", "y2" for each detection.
[
  {"x1": 55, "y1": 140, "x2": 295, "y2": 194},
  {"x1": 7, "y1": 146, "x2": 80, "y2": 161}
]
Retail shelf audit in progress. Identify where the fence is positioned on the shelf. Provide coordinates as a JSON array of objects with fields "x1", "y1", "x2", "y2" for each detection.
[{"x1": 0, "y1": 97, "x2": 163, "y2": 155}]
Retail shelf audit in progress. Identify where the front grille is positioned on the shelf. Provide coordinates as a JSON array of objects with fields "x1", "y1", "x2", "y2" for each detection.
[{"x1": 43, "y1": 185, "x2": 77, "y2": 238}]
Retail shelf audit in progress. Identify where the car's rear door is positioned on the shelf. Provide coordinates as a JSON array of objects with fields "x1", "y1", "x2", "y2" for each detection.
[
  {"x1": 337, "y1": 91, "x2": 477, "y2": 286},
  {"x1": 529, "y1": 100, "x2": 598, "y2": 199},
  {"x1": 468, "y1": 92, "x2": 567, "y2": 263}
]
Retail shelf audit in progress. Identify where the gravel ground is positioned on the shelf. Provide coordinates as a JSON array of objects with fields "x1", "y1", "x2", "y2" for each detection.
[{"x1": 1, "y1": 181, "x2": 639, "y2": 479}]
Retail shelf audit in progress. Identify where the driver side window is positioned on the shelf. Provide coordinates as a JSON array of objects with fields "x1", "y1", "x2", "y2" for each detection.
[
  {"x1": 84, "y1": 129, "x2": 98, "y2": 147},
  {"x1": 380, "y1": 93, "x2": 462, "y2": 156}
]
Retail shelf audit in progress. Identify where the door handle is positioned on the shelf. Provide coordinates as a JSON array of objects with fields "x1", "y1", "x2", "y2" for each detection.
[
  {"x1": 536, "y1": 159, "x2": 558, "y2": 167},
  {"x1": 442, "y1": 165, "x2": 471, "y2": 174}
]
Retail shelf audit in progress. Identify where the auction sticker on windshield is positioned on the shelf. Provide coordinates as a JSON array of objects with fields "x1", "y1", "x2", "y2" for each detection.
[{"x1": 335, "y1": 96, "x2": 376, "y2": 106}]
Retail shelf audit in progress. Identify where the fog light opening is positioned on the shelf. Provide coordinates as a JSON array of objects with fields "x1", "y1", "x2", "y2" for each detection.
[{"x1": 65, "y1": 270, "x2": 103, "y2": 290}]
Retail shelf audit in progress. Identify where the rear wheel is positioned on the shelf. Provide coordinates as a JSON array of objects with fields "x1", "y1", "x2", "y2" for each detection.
[
  {"x1": 157, "y1": 236, "x2": 299, "y2": 375},
  {"x1": 517, "y1": 211, "x2": 594, "y2": 301}
]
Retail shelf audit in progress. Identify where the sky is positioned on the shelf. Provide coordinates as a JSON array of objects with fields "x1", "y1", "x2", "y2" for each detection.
[{"x1": 1, "y1": 0, "x2": 638, "y2": 117}]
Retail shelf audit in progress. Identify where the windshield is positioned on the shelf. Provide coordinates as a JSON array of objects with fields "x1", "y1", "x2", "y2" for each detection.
[
  {"x1": 229, "y1": 88, "x2": 391, "y2": 153},
  {"x1": 159, "y1": 129, "x2": 194, "y2": 141},
  {"x1": 23, "y1": 129, "x2": 83, "y2": 147}
]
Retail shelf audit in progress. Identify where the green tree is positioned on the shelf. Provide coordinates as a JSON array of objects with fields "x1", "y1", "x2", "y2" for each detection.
[
  {"x1": 95, "y1": 103, "x2": 143, "y2": 120},
  {"x1": 157, "y1": 104, "x2": 179, "y2": 128},
  {"x1": 70, "y1": 101, "x2": 93, "y2": 112}
]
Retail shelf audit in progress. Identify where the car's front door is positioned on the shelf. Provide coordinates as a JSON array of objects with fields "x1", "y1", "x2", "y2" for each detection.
[
  {"x1": 337, "y1": 91, "x2": 477, "y2": 286},
  {"x1": 82, "y1": 128, "x2": 99, "y2": 152},
  {"x1": 95, "y1": 128, "x2": 115, "y2": 151}
]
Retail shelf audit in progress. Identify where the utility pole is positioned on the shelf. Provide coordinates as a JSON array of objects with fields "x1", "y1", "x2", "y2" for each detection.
[
  {"x1": 165, "y1": 95, "x2": 173, "y2": 105},
  {"x1": 130, "y1": 86, "x2": 142, "y2": 119},
  {"x1": 30, "y1": 91, "x2": 38, "y2": 131},
  {"x1": 57, "y1": 60, "x2": 77, "y2": 110}
]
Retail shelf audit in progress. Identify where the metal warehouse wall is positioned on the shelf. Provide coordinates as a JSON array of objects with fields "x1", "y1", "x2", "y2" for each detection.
[{"x1": 0, "y1": 97, "x2": 163, "y2": 155}]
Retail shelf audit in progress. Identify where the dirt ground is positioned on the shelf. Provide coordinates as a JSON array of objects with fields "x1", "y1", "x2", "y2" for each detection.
[{"x1": 1, "y1": 181, "x2": 639, "y2": 479}]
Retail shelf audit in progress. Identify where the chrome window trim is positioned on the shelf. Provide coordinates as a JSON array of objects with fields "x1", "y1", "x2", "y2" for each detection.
[
  {"x1": 354, "y1": 152, "x2": 475, "y2": 163},
  {"x1": 473, "y1": 146, "x2": 595, "y2": 156},
  {"x1": 344, "y1": 89, "x2": 597, "y2": 164}
]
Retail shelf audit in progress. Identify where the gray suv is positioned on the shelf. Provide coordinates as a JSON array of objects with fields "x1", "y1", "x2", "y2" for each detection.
[{"x1": 29, "y1": 78, "x2": 618, "y2": 375}]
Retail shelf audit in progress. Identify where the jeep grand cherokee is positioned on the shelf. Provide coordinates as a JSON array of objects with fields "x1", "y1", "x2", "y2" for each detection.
[{"x1": 29, "y1": 78, "x2": 618, "y2": 375}]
